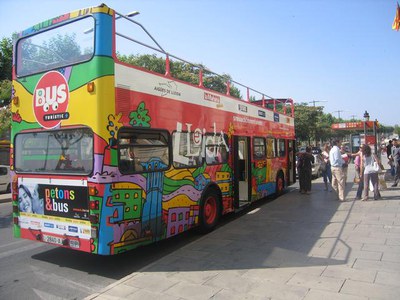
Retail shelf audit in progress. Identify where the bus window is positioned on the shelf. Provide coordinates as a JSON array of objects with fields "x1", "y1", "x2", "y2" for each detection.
[
  {"x1": 204, "y1": 133, "x2": 229, "y2": 165},
  {"x1": 14, "y1": 127, "x2": 93, "y2": 174},
  {"x1": 118, "y1": 128, "x2": 170, "y2": 174},
  {"x1": 277, "y1": 139, "x2": 286, "y2": 157},
  {"x1": 266, "y1": 138, "x2": 276, "y2": 158},
  {"x1": 172, "y1": 131, "x2": 203, "y2": 168},
  {"x1": 253, "y1": 137, "x2": 266, "y2": 159},
  {"x1": 16, "y1": 16, "x2": 95, "y2": 77}
]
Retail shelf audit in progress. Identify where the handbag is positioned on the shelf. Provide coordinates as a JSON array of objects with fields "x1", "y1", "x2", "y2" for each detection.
[
  {"x1": 353, "y1": 176, "x2": 360, "y2": 184},
  {"x1": 372, "y1": 162, "x2": 380, "y2": 172}
]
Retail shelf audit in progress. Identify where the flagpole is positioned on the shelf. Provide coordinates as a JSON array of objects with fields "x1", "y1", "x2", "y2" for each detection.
[{"x1": 393, "y1": 1, "x2": 400, "y2": 31}]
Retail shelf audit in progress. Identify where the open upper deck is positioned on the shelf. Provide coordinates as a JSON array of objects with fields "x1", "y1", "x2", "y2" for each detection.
[{"x1": 112, "y1": 5, "x2": 295, "y2": 119}]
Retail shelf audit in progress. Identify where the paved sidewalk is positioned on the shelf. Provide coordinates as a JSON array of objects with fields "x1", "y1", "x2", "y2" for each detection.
[{"x1": 85, "y1": 162, "x2": 400, "y2": 300}]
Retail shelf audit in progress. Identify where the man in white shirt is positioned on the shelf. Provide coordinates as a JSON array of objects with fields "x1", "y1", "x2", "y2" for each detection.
[{"x1": 329, "y1": 139, "x2": 346, "y2": 201}]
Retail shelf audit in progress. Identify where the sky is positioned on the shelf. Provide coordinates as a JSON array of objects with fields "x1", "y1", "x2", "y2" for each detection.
[{"x1": 1, "y1": 0, "x2": 399, "y2": 126}]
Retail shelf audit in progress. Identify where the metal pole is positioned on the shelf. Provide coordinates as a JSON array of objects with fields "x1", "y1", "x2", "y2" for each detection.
[
  {"x1": 363, "y1": 120, "x2": 366, "y2": 145},
  {"x1": 373, "y1": 120, "x2": 378, "y2": 156}
]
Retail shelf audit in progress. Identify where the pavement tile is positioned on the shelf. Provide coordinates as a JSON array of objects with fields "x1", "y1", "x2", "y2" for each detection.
[
  {"x1": 341, "y1": 279, "x2": 400, "y2": 300},
  {"x1": 286, "y1": 272, "x2": 344, "y2": 292},
  {"x1": 242, "y1": 267, "x2": 296, "y2": 284},
  {"x1": 203, "y1": 272, "x2": 260, "y2": 294},
  {"x1": 386, "y1": 237, "x2": 400, "y2": 246},
  {"x1": 361, "y1": 243, "x2": 400, "y2": 252},
  {"x1": 334, "y1": 249, "x2": 383, "y2": 261},
  {"x1": 168, "y1": 270, "x2": 220, "y2": 285},
  {"x1": 375, "y1": 270, "x2": 400, "y2": 287},
  {"x1": 343, "y1": 236, "x2": 387, "y2": 245},
  {"x1": 123, "y1": 273, "x2": 180, "y2": 293},
  {"x1": 304, "y1": 289, "x2": 368, "y2": 300},
  {"x1": 91, "y1": 295, "x2": 124, "y2": 300},
  {"x1": 381, "y1": 251, "x2": 400, "y2": 263},
  {"x1": 322, "y1": 265, "x2": 376, "y2": 283},
  {"x1": 249, "y1": 280, "x2": 309, "y2": 300},
  {"x1": 126, "y1": 289, "x2": 181, "y2": 300},
  {"x1": 210, "y1": 288, "x2": 269, "y2": 300},
  {"x1": 163, "y1": 281, "x2": 222, "y2": 300},
  {"x1": 308, "y1": 245, "x2": 340, "y2": 258},
  {"x1": 352, "y1": 258, "x2": 400, "y2": 273},
  {"x1": 102, "y1": 283, "x2": 139, "y2": 298}
]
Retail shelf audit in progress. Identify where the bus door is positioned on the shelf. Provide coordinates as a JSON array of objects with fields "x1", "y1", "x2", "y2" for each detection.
[
  {"x1": 233, "y1": 136, "x2": 251, "y2": 208},
  {"x1": 287, "y1": 140, "x2": 296, "y2": 184}
]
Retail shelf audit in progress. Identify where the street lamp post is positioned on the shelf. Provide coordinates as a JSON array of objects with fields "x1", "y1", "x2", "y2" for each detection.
[{"x1": 363, "y1": 110, "x2": 370, "y2": 144}]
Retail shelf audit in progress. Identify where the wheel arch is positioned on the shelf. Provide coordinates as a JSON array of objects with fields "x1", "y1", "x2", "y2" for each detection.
[{"x1": 197, "y1": 183, "x2": 223, "y2": 233}]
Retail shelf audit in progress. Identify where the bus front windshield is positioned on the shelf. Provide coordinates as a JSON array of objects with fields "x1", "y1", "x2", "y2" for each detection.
[
  {"x1": 14, "y1": 127, "x2": 93, "y2": 175},
  {"x1": 16, "y1": 16, "x2": 95, "y2": 77}
]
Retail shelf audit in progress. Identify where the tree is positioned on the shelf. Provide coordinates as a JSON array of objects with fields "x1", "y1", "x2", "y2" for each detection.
[
  {"x1": 117, "y1": 53, "x2": 242, "y2": 99},
  {"x1": 294, "y1": 103, "x2": 325, "y2": 144},
  {"x1": 0, "y1": 37, "x2": 12, "y2": 81},
  {"x1": 0, "y1": 79, "x2": 11, "y2": 107},
  {"x1": 0, "y1": 104, "x2": 11, "y2": 139},
  {"x1": 394, "y1": 125, "x2": 400, "y2": 136},
  {"x1": 0, "y1": 37, "x2": 12, "y2": 108}
]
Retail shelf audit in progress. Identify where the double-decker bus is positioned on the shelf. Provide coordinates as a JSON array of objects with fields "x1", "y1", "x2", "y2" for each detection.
[{"x1": 11, "y1": 4, "x2": 296, "y2": 255}]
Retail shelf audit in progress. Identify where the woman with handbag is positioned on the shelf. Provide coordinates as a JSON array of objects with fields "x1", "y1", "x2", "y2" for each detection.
[
  {"x1": 340, "y1": 145, "x2": 351, "y2": 185},
  {"x1": 352, "y1": 144, "x2": 364, "y2": 200},
  {"x1": 321, "y1": 143, "x2": 332, "y2": 191},
  {"x1": 362, "y1": 144, "x2": 381, "y2": 201}
]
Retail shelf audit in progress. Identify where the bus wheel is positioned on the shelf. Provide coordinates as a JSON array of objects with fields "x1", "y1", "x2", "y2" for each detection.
[
  {"x1": 275, "y1": 173, "x2": 284, "y2": 197},
  {"x1": 198, "y1": 190, "x2": 220, "y2": 233}
]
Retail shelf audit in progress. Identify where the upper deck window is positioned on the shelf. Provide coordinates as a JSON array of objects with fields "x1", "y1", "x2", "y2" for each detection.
[{"x1": 16, "y1": 16, "x2": 95, "y2": 77}]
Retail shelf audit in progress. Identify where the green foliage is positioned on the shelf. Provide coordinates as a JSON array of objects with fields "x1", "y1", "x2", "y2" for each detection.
[
  {"x1": 117, "y1": 53, "x2": 242, "y2": 99},
  {"x1": 294, "y1": 103, "x2": 325, "y2": 142},
  {"x1": 0, "y1": 37, "x2": 12, "y2": 81},
  {"x1": 0, "y1": 104, "x2": 11, "y2": 138},
  {"x1": 394, "y1": 125, "x2": 400, "y2": 136},
  {"x1": 294, "y1": 103, "x2": 352, "y2": 144},
  {"x1": 0, "y1": 80, "x2": 12, "y2": 107}
]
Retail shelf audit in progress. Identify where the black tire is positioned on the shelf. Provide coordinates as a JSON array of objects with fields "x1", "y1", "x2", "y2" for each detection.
[
  {"x1": 6, "y1": 183, "x2": 10, "y2": 193},
  {"x1": 198, "y1": 189, "x2": 221, "y2": 233}
]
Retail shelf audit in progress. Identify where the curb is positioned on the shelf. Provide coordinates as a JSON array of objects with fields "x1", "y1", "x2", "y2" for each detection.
[{"x1": 0, "y1": 194, "x2": 12, "y2": 204}]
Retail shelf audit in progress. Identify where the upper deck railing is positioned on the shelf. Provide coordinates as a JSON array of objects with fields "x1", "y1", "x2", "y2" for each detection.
[{"x1": 114, "y1": 10, "x2": 294, "y2": 118}]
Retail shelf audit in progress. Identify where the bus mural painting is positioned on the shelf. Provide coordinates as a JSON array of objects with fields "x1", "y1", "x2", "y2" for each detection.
[
  {"x1": 11, "y1": 4, "x2": 296, "y2": 255},
  {"x1": 129, "y1": 102, "x2": 151, "y2": 128}
]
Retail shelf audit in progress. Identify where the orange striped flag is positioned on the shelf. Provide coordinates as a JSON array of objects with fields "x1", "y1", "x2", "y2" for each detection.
[{"x1": 393, "y1": 2, "x2": 400, "y2": 31}]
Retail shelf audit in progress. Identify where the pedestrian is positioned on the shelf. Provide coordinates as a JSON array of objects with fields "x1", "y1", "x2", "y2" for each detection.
[
  {"x1": 297, "y1": 146, "x2": 314, "y2": 194},
  {"x1": 352, "y1": 144, "x2": 365, "y2": 200},
  {"x1": 329, "y1": 139, "x2": 346, "y2": 201},
  {"x1": 362, "y1": 144, "x2": 381, "y2": 200},
  {"x1": 391, "y1": 139, "x2": 400, "y2": 187},
  {"x1": 321, "y1": 143, "x2": 332, "y2": 191},
  {"x1": 387, "y1": 140, "x2": 395, "y2": 177},
  {"x1": 340, "y1": 145, "x2": 351, "y2": 184}
]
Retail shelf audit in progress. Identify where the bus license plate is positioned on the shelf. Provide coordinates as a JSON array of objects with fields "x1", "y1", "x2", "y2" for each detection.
[
  {"x1": 69, "y1": 239, "x2": 80, "y2": 249},
  {"x1": 43, "y1": 234, "x2": 63, "y2": 245}
]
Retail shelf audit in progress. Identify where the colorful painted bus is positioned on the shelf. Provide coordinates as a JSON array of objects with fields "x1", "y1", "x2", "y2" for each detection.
[{"x1": 11, "y1": 4, "x2": 296, "y2": 255}]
